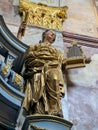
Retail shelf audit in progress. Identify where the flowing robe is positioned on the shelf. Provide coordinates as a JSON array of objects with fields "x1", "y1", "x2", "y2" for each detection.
[{"x1": 23, "y1": 42, "x2": 66, "y2": 116}]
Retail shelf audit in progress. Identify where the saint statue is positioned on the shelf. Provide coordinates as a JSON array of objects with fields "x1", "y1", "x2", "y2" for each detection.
[{"x1": 23, "y1": 29, "x2": 66, "y2": 117}]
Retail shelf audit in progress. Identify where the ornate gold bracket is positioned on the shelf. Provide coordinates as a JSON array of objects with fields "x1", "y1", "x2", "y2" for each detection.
[{"x1": 19, "y1": 0, "x2": 68, "y2": 30}]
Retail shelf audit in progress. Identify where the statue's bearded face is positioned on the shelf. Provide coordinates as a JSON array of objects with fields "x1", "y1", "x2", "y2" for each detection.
[{"x1": 44, "y1": 30, "x2": 56, "y2": 43}]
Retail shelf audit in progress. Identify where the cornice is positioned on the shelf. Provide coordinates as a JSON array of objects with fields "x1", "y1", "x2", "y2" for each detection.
[{"x1": 62, "y1": 31, "x2": 98, "y2": 48}]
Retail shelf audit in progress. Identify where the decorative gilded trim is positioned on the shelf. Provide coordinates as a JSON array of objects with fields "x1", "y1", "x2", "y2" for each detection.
[
  {"x1": 19, "y1": 0, "x2": 68, "y2": 30},
  {"x1": 0, "y1": 77, "x2": 24, "y2": 101},
  {"x1": 1, "y1": 64, "x2": 10, "y2": 76}
]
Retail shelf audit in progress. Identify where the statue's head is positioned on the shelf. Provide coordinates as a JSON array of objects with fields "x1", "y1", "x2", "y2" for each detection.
[{"x1": 42, "y1": 29, "x2": 56, "y2": 44}]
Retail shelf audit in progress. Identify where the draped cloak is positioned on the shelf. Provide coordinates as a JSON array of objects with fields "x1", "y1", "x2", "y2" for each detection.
[{"x1": 23, "y1": 42, "x2": 66, "y2": 116}]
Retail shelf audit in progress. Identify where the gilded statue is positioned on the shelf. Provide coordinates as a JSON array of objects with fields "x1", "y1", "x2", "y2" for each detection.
[{"x1": 23, "y1": 30, "x2": 66, "y2": 117}]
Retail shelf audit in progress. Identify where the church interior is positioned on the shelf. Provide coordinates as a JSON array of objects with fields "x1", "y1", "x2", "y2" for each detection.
[{"x1": 0, "y1": 0, "x2": 98, "y2": 130}]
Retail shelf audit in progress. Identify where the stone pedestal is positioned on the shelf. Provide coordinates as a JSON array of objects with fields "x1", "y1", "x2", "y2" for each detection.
[{"x1": 22, "y1": 115, "x2": 73, "y2": 130}]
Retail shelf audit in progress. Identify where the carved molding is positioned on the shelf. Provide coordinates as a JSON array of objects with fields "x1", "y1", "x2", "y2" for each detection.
[
  {"x1": 22, "y1": 115, "x2": 73, "y2": 130},
  {"x1": 62, "y1": 31, "x2": 98, "y2": 48},
  {"x1": 19, "y1": 0, "x2": 68, "y2": 30}
]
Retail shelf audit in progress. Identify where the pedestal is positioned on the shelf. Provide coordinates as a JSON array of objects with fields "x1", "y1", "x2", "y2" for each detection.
[{"x1": 22, "y1": 115, "x2": 73, "y2": 130}]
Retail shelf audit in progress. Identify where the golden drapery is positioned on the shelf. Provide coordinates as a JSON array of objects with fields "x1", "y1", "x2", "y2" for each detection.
[
  {"x1": 23, "y1": 42, "x2": 66, "y2": 116},
  {"x1": 19, "y1": 0, "x2": 68, "y2": 30}
]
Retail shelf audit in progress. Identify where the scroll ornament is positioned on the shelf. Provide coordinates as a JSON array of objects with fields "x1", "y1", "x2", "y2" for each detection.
[{"x1": 19, "y1": 0, "x2": 68, "y2": 30}]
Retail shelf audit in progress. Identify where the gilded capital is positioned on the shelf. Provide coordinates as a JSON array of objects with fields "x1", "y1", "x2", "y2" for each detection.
[{"x1": 19, "y1": 0, "x2": 68, "y2": 30}]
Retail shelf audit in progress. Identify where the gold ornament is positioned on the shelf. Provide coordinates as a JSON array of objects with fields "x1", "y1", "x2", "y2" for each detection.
[{"x1": 19, "y1": 0, "x2": 68, "y2": 30}]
